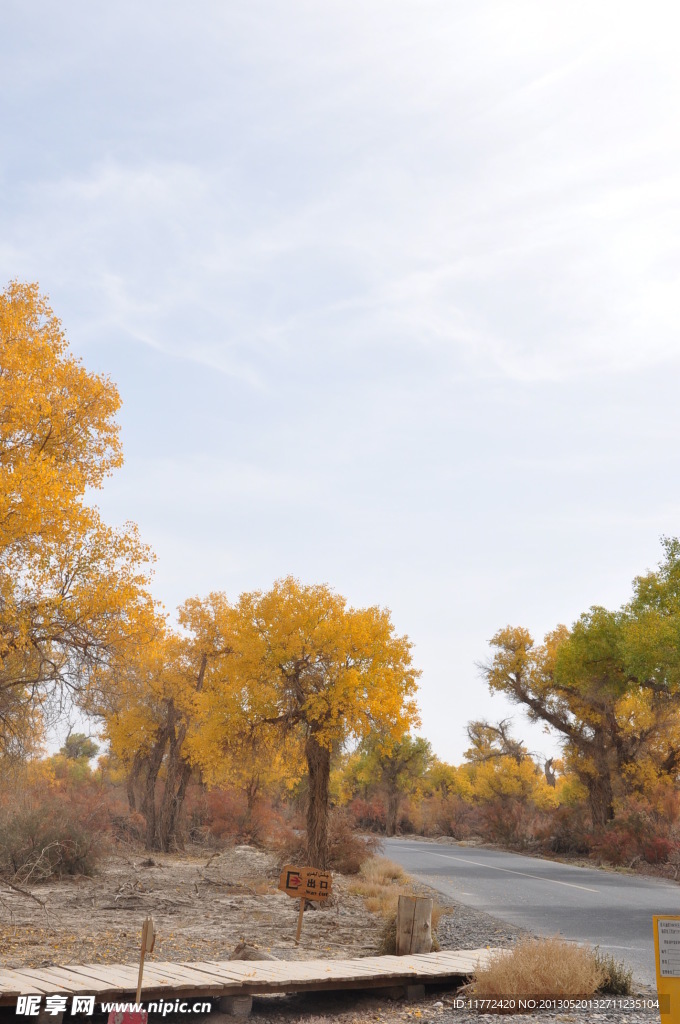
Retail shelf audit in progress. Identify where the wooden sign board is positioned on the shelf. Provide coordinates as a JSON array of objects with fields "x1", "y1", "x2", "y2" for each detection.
[
  {"x1": 278, "y1": 865, "x2": 332, "y2": 901},
  {"x1": 654, "y1": 915, "x2": 680, "y2": 1023}
]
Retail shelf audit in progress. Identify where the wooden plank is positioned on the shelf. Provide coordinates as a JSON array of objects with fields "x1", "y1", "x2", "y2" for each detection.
[
  {"x1": 345, "y1": 955, "x2": 419, "y2": 977},
  {"x1": 131, "y1": 966, "x2": 196, "y2": 992},
  {"x1": 201, "y1": 960, "x2": 316, "y2": 983},
  {"x1": 4, "y1": 967, "x2": 91, "y2": 994},
  {"x1": 160, "y1": 964, "x2": 241, "y2": 988},
  {"x1": 0, "y1": 948, "x2": 500, "y2": 1006},
  {"x1": 0, "y1": 969, "x2": 60, "y2": 995},
  {"x1": 250, "y1": 961, "x2": 345, "y2": 983},
  {"x1": 306, "y1": 959, "x2": 401, "y2": 980},
  {"x1": 196, "y1": 960, "x2": 325, "y2": 985},
  {"x1": 0, "y1": 974, "x2": 23, "y2": 999},
  {"x1": 49, "y1": 965, "x2": 125, "y2": 990},
  {"x1": 178, "y1": 962, "x2": 263, "y2": 984},
  {"x1": 203, "y1": 959, "x2": 293, "y2": 976},
  {"x1": 396, "y1": 896, "x2": 433, "y2": 955},
  {"x1": 138, "y1": 964, "x2": 224, "y2": 991},
  {"x1": 59, "y1": 964, "x2": 138, "y2": 989}
]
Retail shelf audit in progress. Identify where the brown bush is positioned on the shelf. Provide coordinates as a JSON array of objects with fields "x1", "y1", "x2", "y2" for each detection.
[
  {"x1": 485, "y1": 797, "x2": 559, "y2": 849},
  {"x1": 589, "y1": 798, "x2": 680, "y2": 868},
  {"x1": 181, "y1": 785, "x2": 288, "y2": 848},
  {"x1": 270, "y1": 809, "x2": 380, "y2": 873},
  {"x1": 0, "y1": 793, "x2": 108, "y2": 880},
  {"x1": 469, "y1": 936, "x2": 606, "y2": 1000},
  {"x1": 402, "y1": 793, "x2": 481, "y2": 839},
  {"x1": 536, "y1": 804, "x2": 593, "y2": 857},
  {"x1": 345, "y1": 796, "x2": 387, "y2": 832},
  {"x1": 109, "y1": 810, "x2": 146, "y2": 845}
]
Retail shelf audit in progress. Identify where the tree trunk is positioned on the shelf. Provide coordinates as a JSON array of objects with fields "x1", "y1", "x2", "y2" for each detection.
[
  {"x1": 140, "y1": 732, "x2": 168, "y2": 851},
  {"x1": 544, "y1": 758, "x2": 556, "y2": 788},
  {"x1": 126, "y1": 750, "x2": 147, "y2": 812},
  {"x1": 142, "y1": 768, "x2": 159, "y2": 850},
  {"x1": 587, "y1": 760, "x2": 614, "y2": 831},
  {"x1": 305, "y1": 733, "x2": 331, "y2": 868},
  {"x1": 386, "y1": 789, "x2": 399, "y2": 836},
  {"x1": 157, "y1": 713, "x2": 192, "y2": 852},
  {"x1": 158, "y1": 756, "x2": 192, "y2": 852}
]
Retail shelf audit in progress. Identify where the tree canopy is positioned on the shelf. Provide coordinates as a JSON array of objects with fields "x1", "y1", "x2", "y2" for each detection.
[
  {"x1": 481, "y1": 539, "x2": 680, "y2": 828},
  {"x1": 193, "y1": 577, "x2": 420, "y2": 865},
  {"x1": 1, "y1": 282, "x2": 154, "y2": 753}
]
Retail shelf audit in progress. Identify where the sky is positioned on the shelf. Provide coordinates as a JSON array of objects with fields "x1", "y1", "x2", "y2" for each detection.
[{"x1": 2, "y1": 0, "x2": 680, "y2": 764}]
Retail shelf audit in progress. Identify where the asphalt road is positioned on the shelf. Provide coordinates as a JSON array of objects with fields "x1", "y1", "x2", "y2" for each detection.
[{"x1": 384, "y1": 837, "x2": 680, "y2": 988}]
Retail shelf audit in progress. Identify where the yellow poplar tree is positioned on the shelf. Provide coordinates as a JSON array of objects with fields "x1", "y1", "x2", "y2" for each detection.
[
  {"x1": 481, "y1": 540, "x2": 680, "y2": 830},
  {"x1": 195, "y1": 577, "x2": 420, "y2": 867},
  {"x1": 1, "y1": 281, "x2": 153, "y2": 752}
]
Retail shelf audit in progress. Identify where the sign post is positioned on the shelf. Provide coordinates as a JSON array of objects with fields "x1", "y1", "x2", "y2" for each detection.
[
  {"x1": 654, "y1": 915, "x2": 680, "y2": 1023},
  {"x1": 136, "y1": 916, "x2": 156, "y2": 1002},
  {"x1": 107, "y1": 917, "x2": 156, "y2": 1024},
  {"x1": 295, "y1": 897, "x2": 306, "y2": 945},
  {"x1": 278, "y1": 865, "x2": 332, "y2": 945}
]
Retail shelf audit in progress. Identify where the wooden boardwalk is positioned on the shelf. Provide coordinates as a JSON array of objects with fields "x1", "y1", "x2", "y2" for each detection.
[{"x1": 0, "y1": 950, "x2": 496, "y2": 1005}]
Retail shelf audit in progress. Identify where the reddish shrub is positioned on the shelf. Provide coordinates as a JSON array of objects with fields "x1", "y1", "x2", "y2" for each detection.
[
  {"x1": 537, "y1": 805, "x2": 593, "y2": 857},
  {"x1": 590, "y1": 826, "x2": 635, "y2": 866},
  {"x1": 589, "y1": 804, "x2": 677, "y2": 867},
  {"x1": 642, "y1": 837, "x2": 675, "y2": 864},
  {"x1": 269, "y1": 809, "x2": 380, "y2": 874},
  {"x1": 477, "y1": 799, "x2": 543, "y2": 849},
  {"x1": 346, "y1": 797, "x2": 386, "y2": 832}
]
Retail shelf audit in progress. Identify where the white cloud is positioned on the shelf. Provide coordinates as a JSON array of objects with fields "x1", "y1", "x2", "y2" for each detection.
[{"x1": 3, "y1": 0, "x2": 680, "y2": 759}]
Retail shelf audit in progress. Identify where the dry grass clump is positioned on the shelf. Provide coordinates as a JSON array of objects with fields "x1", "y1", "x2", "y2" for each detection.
[
  {"x1": 360, "y1": 857, "x2": 406, "y2": 885},
  {"x1": 351, "y1": 856, "x2": 447, "y2": 954},
  {"x1": 593, "y1": 948, "x2": 633, "y2": 995},
  {"x1": 350, "y1": 855, "x2": 446, "y2": 926},
  {"x1": 469, "y1": 936, "x2": 606, "y2": 999},
  {"x1": 349, "y1": 857, "x2": 408, "y2": 917}
]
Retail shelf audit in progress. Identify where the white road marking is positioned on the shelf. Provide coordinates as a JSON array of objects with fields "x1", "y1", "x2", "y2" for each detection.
[
  {"x1": 419, "y1": 849, "x2": 600, "y2": 893},
  {"x1": 601, "y1": 944, "x2": 644, "y2": 951}
]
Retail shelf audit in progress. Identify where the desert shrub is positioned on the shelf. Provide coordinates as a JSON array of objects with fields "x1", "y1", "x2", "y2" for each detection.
[
  {"x1": 538, "y1": 805, "x2": 593, "y2": 856},
  {"x1": 325, "y1": 809, "x2": 381, "y2": 872},
  {"x1": 477, "y1": 799, "x2": 543, "y2": 849},
  {"x1": 0, "y1": 797, "x2": 106, "y2": 880},
  {"x1": 589, "y1": 825, "x2": 632, "y2": 866},
  {"x1": 590, "y1": 802, "x2": 678, "y2": 867},
  {"x1": 183, "y1": 786, "x2": 288, "y2": 848},
  {"x1": 0, "y1": 760, "x2": 118, "y2": 878},
  {"x1": 469, "y1": 936, "x2": 606, "y2": 999},
  {"x1": 201, "y1": 788, "x2": 249, "y2": 842},
  {"x1": 407, "y1": 794, "x2": 460, "y2": 837},
  {"x1": 352, "y1": 855, "x2": 445, "y2": 955},
  {"x1": 269, "y1": 823, "x2": 307, "y2": 865},
  {"x1": 594, "y1": 948, "x2": 633, "y2": 995},
  {"x1": 641, "y1": 836, "x2": 675, "y2": 864},
  {"x1": 270, "y1": 809, "x2": 380, "y2": 874},
  {"x1": 346, "y1": 797, "x2": 387, "y2": 832},
  {"x1": 109, "y1": 810, "x2": 146, "y2": 845}
]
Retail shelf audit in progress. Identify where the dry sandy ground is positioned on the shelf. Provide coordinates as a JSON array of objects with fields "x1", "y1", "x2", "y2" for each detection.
[
  {"x1": 0, "y1": 846, "x2": 385, "y2": 968},
  {"x1": 0, "y1": 848, "x2": 657, "y2": 1024}
]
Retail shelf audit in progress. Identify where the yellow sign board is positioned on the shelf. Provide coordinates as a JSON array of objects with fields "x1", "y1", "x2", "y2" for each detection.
[{"x1": 654, "y1": 915, "x2": 680, "y2": 1023}]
